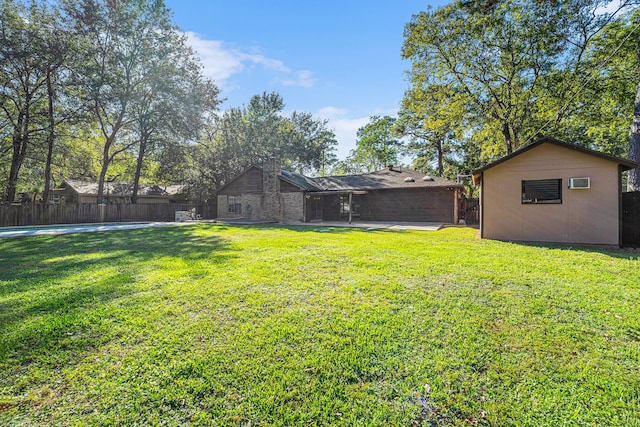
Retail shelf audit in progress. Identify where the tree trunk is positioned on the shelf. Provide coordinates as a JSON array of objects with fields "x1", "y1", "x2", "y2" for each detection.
[
  {"x1": 97, "y1": 140, "x2": 111, "y2": 204},
  {"x1": 628, "y1": 35, "x2": 640, "y2": 191},
  {"x1": 6, "y1": 130, "x2": 24, "y2": 203},
  {"x1": 131, "y1": 137, "x2": 147, "y2": 204},
  {"x1": 5, "y1": 101, "x2": 30, "y2": 203},
  {"x1": 43, "y1": 69, "x2": 55, "y2": 203},
  {"x1": 502, "y1": 123, "x2": 513, "y2": 155},
  {"x1": 436, "y1": 137, "x2": 444, "y2": 176}
]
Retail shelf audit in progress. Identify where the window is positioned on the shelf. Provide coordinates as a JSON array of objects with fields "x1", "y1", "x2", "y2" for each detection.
[
  {"x1": 522, "y1": 179, "x2": 562, "y2": 204},
  {"x1": 228, "y1": 195, "x2": 242, "y2": 213}
]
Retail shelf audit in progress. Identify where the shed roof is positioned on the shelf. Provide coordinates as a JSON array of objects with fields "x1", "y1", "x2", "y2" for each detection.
[{"x1": 472, "y1": 137, "x2": 638, "y2": 185}]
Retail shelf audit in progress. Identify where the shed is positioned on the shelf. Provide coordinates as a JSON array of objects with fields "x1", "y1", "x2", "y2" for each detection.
[{"x1": 472, "y1": 137, "x2": 637, "y2": 246}]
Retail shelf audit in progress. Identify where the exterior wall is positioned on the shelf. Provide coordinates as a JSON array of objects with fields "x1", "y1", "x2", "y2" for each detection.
[
  {"x1": 217, "y1": 189, "x2": 304, "y2": 222},
  {"x1": 217, "y1": 194, "x2": 259, "y2": 219},
  {"x1": 217, "y1": 167, "x2": 263, "y2": 195},
  {"x1": 362, "y1": 188, "x2": 456, "y2": 222},
  {"x1": 282, "y1": 192, "x2": 304, "y2": 222},
  {"x1": 280, "y1": 180, "x2": 301, "y2": 193},
  {"x1": 481, "y1": 143, "x2": 621, "y2": 245}
]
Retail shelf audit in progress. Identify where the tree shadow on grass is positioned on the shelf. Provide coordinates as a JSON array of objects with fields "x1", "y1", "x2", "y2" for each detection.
[
  {"x1": 0, "y1": 225, "x2": 236, "y2": 286},
  {"x1": 505, "y1": 240, "x2": 640, "y2": 260},
  {"x1": 0, "y1": 225, "x2": 238, "y2": 369},
  {"x1": 225, "y1": 223, "x2": 387, "y2": 234}
]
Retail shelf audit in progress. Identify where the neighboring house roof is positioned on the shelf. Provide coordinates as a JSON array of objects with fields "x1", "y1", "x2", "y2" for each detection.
[
  {"x1": 61, "y1": 179, "x2": 186, "y2": 197},
  {"x1": 472, "y1": 137, "x2": 638, "y2": 185}
]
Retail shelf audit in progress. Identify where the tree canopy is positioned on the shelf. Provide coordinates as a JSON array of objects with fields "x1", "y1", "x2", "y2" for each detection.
[
  {"x1": 0, "y1": 0, "x2": 335, "y2": 204},
  {"x1": 400, "y1": 0, "x2": 640, "y2": 180}
]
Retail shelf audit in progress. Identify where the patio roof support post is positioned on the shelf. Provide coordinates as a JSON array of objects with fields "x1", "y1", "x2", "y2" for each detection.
[{"x1": 348, "y1": 192, "x2": 353, "y2": 224}]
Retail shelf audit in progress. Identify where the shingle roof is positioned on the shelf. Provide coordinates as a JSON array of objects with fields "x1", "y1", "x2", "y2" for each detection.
[
  {"x1": 308, "y1": 167, "x2": 463, "y2": 191},
  {"x1": 63, "y1": 179, "x2": 186, "y2": 197}
]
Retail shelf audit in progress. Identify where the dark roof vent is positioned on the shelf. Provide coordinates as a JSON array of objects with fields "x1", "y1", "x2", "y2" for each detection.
[
  {"x1": 423, "y1": 176, "x2": 434, "y2": 181},
  {"x1": 404, "y1": 177, "x2": 415, "y2": 182},
  {"x1": 388, "y1": 165, "x2": 394, "y2": 171}
]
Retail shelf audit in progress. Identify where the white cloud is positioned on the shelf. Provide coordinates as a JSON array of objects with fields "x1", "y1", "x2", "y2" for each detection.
[
  {"x1": 185, "y1": 32, "x2": 244, "y2": 87},
  {"x1": 237, "y1": 52, "x2": 290, "y2": 73},
  {"x1": 184, "y1": 32, "x2": 315, "y2": 90},
  {"x1": 316, "y1": 107, "x2": 370, "y2": 159},
  {"x1": 282, "y1": 70, "x2": 316, "y2": 88}
]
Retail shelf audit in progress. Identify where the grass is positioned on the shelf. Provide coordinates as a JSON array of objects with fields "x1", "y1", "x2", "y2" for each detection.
[{"x1": 0, "y1": 224, "x2": 639, "y2": 426}]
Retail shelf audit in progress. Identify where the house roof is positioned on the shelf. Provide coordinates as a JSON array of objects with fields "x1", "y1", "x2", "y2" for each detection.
[
  {"x1": 61, "y1": 179, "x2": 186, "y2": 197},
  {"x1": 308, "y1": 167, "x2": 463, "y2": 191},
  {"x1": 472, "y1": 137, "x2": 638, "y2": 185},
  {"x1": 217, "y1": 164, "x2": 463, "y2": 195}
]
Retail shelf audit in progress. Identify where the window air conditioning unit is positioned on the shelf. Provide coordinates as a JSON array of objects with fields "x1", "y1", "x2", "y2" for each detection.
[{"x1": 568, "y1": 177, "x2": 590, "y2": 189}]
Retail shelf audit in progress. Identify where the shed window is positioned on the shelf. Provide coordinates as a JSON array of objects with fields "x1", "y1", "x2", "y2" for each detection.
[
  {"x1": 227, "y1": 195, "x2": 242, "y2": 213},
  {"x1": 522, "y1": 179, "x2": 562, "y2": 204}
]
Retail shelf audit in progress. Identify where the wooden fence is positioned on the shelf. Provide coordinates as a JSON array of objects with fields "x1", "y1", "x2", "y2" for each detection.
[
  {"x1": 0, "y1": 203, "x2": 212, "y2": 227},
  {"x1": 622, "y1": 191, "x2": 640, "y2": 247},
  {"x1": 463, "y1": 197, "x2": 480, "y2": 225}
]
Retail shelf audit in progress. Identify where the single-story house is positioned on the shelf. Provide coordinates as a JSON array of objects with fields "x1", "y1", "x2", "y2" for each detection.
[
  {"x1": 472, "y1": 137, "x2": 638, "y2": 246},
  {"x1": 50, "y1": 179, "x2": 188, "y2": 204},
  {"x1": 216, "y1": 159, "x2": 465, "y2": 224}
]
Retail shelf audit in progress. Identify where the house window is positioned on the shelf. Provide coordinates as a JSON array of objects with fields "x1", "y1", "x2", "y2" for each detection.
[
  {"x1": 522, "y1": 179, "x2": 562, "y2": 204},
  {"x1": 228, "y1": 195, "x2": 242, "y2": 213}
]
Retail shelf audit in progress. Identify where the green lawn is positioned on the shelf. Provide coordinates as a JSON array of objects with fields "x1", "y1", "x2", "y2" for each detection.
[{"x1": 0, "y1": 224, "x2": 639, "y2": 426}]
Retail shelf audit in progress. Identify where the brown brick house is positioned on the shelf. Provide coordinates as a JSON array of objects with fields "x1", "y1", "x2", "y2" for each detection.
[
  {"x1": 472, "y1": 137, "x2": 637, "y2": 246},
  {"x1": 216, "y1": 159, "x2": 464, "y2": 224}
]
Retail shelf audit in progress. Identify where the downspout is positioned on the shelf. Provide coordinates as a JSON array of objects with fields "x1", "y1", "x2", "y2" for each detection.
[
  {"x1": 453, "y1": 189, "x2": 459, "y2": 224},
  {"x1": 303, "y1": 191, "x2": 307, "y2": 223}
]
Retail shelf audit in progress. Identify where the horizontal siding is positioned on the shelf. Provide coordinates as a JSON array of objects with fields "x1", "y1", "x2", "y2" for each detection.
[
  {"x1": 218, "y1": 168, "x2": 263, "y2": 195},
  {"x1": 280, "y1": 179, "x2": 302, "y2": 193}
]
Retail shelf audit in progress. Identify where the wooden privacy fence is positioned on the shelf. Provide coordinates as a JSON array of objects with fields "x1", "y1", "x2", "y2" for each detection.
[
  {"x1": 0, "y1": 203, "x2": 209, "y2": 227},
  {"x1": 622, "y1": 191, "x2": 640, "y2": 247},
  {"x1": 463, "y1": 197, "x2": 480, "y2": 225}
]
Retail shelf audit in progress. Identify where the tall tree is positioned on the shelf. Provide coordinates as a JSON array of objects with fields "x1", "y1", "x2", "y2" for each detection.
[
  {"x1": 192, "y1": 92, "x2": 337, "y2": 198},
  {"x1": 343, "y1": 116, "x2": 400, "y2": 173},
  {"x1": 630, "y1": 12, "x2": 640, "y2": 190},
  {"x1": 128, "y1": 25, "x2": 220, "y2": 203},
  {"x1": 0, "y1": 0, "x2": 63, "y2": 201},
  {"x1": 65, "y1": 0, "x2": 180, "y2": 203},
  {"x1": 401, "y1": 0, "x2": 621, "y2": 158},
  {"x1": 396, "y1": 84, "x2": 467, "y2": 175}
]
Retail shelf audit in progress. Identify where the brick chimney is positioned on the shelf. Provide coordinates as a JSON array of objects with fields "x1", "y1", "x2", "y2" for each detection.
[
  {"x1": 263, "y1": 158, "x2": 281, "y2": 194},
  {"x1": 260, "y1": 158, "x2": 282, "y2": 222}
]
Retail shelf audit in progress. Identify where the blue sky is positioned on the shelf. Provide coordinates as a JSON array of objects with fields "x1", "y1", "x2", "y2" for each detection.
[{"x1": 163, "y1": 1, "x2": 447, "y2": 160}]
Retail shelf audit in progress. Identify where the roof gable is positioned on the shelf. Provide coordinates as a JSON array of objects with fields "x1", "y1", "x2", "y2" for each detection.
[{"x1": 472, "y1": 137, "x2": 638, "y2": 185}]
